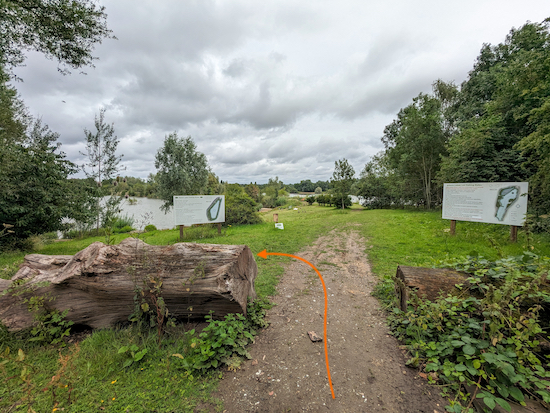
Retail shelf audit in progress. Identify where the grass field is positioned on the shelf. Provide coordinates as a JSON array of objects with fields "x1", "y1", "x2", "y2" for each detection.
[{"x1": 1, "y1": 205, "x2": 549, "y2": 412}]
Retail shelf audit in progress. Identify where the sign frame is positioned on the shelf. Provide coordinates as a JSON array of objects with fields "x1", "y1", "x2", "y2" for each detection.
[{"x1": 442, "y1": 182, "x2": 528, "y2": 226}]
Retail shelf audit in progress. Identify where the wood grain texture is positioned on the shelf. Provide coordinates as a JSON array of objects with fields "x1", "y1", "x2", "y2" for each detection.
[
  {"x1": 395, "y1": 265, "x2": 469, "y2": 311},
  {"x1": 0, "y1": 238, "x2": 257, "y2": 331}
]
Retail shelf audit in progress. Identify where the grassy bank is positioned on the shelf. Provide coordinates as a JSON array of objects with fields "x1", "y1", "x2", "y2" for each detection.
[{"x1": 1, "y1": 206, "x2": 549, "y2": 412}]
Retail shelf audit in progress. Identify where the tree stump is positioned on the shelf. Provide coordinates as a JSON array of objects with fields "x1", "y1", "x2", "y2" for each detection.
[
  {"x1": 395, "y1": 266, "x2": 469, "y2": 311},
  {"x1": 0, "y1": 238, "x2": 257, "y2": 331}
]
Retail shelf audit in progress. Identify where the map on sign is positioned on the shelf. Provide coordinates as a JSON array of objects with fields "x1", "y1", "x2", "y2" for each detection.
[
  {"x1": 442, "y1": 182, "x2": 528, "y2": 226},
  {"x1": 495, "y1": 186, "x2": 519, "y2": 221},
  {"x1": 173, "y1": 195, "x2": 225, "y2": 226}
]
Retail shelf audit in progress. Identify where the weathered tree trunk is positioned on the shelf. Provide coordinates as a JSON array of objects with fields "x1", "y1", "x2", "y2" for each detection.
[
  {"x1": 0, "y1": 238, "x2": 257, "y2": 331},
  {"x1": 395, "y1": 265, "x2": 469, "y2": 311}
]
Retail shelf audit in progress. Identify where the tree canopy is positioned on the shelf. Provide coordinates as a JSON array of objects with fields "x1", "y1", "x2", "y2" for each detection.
[
  {"x1": 356, "y1": 18, "x2": 550, "y2": 220},
  {"x1": 331, "y1": 158, "x2": 355, "y2": 210},
  {"x1": 0, "y1": 0, "x2": 114, "y2": 74},
  {"x1": 154, "y1": 134, "x2": 209, "y2": 212}
]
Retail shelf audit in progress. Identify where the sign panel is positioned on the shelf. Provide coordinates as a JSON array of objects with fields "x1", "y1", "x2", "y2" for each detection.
[
  {"x1": 442, "y1": 182, "x2": 528, "y2": 226},
  {"x1": 174, "y1": 195, "x2": 225, "y2": 226}
]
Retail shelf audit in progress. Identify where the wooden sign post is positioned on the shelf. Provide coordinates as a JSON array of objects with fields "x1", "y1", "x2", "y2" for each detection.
[{"x1": 510, "y1": 225, "x2": 518, "y2": 243}]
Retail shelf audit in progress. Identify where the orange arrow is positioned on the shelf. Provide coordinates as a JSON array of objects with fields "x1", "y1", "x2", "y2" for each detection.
[{"x1": 257, "y1": 249, "x2": 335, "y2": 399}]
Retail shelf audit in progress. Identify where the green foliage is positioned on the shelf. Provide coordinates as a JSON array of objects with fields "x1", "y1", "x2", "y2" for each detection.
[
  {"x1": 144, "y1": 224, "x2": 157, "y2": 232},
  {"x1": 438, "y1": 19, "x2": 550, "y2": 216},
  {"x1": 0, "y1": 118, "x2": 85, "y2": 249},
  {"x1": 154, "y1": 134, "x2": 209, "y2": 212},
  {"x1": 205, "y1": 172, "x2": 225, "y2": 195},
  {"x1": 224, "y1": 184, "x2": 261, "y2": 225},
  {"x1": 118, "y1": 344, "x2": 148, "y2": 368},
  {"x1": 176, "y1": 310, "x2": 261, "y2": 372},
  {"x1": 111, "y1": 214, "x2": 135, "y2": 234},
  {"x1": 0, "y1": 0, "x2": 114, "y2": 75},
  {"x1": 333, "y1": 195, "x2": 352, "y2": 209},
  {"x1": 129, "y1": 273, "x2": 175, "y2": 346},
  {"x1": 306, "y1": 195, "x2": 316, "y2": 205},
  {"x1": 246, "y1": 297, "x2": 272, "y2": 329},
  {"x1": 389, "y1": 253, "x2": 550, "y2": 410},
  {"x1": 22, "y1": 293, "x2": 74, "y2": 346},
  {"x1": 80, "y1": 109, "x2": 125, "y2": 234},
  {"x1": 316, "y1": 194, "x2": 334, "y2": 207},
  {"x1": 1, "y1": 207, "x2": 550, "y2": 411},
  {"x1": 29, "y1": 309, "x2": 73, "y2": 346},
  {"x1": 383, "y1": 93, "x2": 447, "y2": 209},
  {"x1": 244, "y1": 183, "x2": 261, "y2": 202},
  {"x1": 355, "y1": 152, "x2": 405, "y2": 209},
  {"x1": 331, "y1": 158, "x2": 355, "y2": 210}
]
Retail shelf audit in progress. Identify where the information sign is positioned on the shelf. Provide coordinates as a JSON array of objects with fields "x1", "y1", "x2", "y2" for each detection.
[
  {"x1": 442, "y1": 182, "x2": 528, "y2": 226},
  {"x1": 174, "y1": 195, "x2": 225, "y2": 226}
]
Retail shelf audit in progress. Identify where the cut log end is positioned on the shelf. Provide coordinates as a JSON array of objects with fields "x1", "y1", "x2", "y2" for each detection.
[{"x1": 395, "y1": 265, "x2": 469, "y2": 311}]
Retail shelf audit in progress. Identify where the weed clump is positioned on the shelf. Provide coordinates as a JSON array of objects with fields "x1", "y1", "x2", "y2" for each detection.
[{"x1": 389, "y1": 253, "x2": 550, "y2": 411}]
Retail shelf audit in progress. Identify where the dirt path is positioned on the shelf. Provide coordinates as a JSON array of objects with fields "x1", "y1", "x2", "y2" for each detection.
[{"x1": 212, "y1": 227, "x2": 446, "y2": 412}]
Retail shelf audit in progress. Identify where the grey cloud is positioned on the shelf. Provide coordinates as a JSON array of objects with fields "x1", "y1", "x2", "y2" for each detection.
[{"x1": 10, "y1": 0, "x2": 550, "y2": 183}]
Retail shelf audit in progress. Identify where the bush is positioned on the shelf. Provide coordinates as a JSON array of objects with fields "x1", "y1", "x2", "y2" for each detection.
[
  {"x1": 285, "y1": 198, "x2": 301, "y2": 207},
  {"x1": 275, "y1": 197, "x2": 287, "y2": 207},
  {"x1": 389, "y1": 253, "x2": 550, "y2": 410},
  {"x1": 333, "y1": 195, "x2": 352, "y2": 209},
  {"x1": 261, "y1": 195, "x2": 276, "y2": 208},
  {"x1": 114, "y1": 225, "x2": 133, "y2": 234},
  {"x1": 225, "y1": 184, "x2": 261, "y2": 225},
  {"x1": 144, "y1": 224, "x2": 157, "y2": 232},
  {"x1": 174, "y1": 299, "x2": 270, "y2": 372},
  {"x1": 112, "y1": 214, "x2": 134, "y2": 231},
  {"x1": 306, "y1": 195, "x2": 316, "y2": 205}
]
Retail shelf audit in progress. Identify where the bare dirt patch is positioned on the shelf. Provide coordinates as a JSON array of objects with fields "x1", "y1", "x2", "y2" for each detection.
[{"x1": 212, "y1": 228, "x2": 446, "y2": 412}]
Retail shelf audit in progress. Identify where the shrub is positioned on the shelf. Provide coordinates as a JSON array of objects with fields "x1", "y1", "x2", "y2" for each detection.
[
  {"x1": 333, "y1": 195, "x2": 352, "y2": 209},
  {"x1": 114, "y1": 225, "x2": 133, "y2": 234},
  {"x1": 144, "y1": 224, "x2": 157, "y2": 232},
  {"x1": 113, "y1": 214, "x2": 134, "y2": 230},
  {"x1": 389, "y1": 253, "x2": 550, "y2": 410},
  {"x1": 306, "y1": 195, "x2": 316, "y2": 205},
  {"x1": 173, "y1": 299, "x2": 270, "y2": 372},
  {"x1": 225, "y1": 184, "x2": 261, "y2": 225}
]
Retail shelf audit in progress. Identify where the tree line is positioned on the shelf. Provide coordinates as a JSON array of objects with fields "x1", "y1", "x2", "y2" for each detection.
[{"x1": 354, "y1": 19, "x2": 550, "y2": 225}]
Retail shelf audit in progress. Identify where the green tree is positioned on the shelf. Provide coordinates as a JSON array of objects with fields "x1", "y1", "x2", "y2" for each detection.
[
  {"x1": 438, "y1": 19, "x2": 550, "y2": 215},
  {"x1": 154, "y1": 134, "x2": 209, "y2": 212},
  {"x1": 382, "y1": 93, "x2": 446, "y2": 209},
  {"x1": 314, "y1": 186, "x2": 322, "y2": 194},
  {"x1": 0, "y1": 119, "x2": 80, "y2": 247},
  {"x1": 331, "y1": 158, "x2": 355, "y2": 210},
  {"x1": 286, "y1": 185, "x2": 298, "y2": 194},
  {"x1": 0, "y1": 0, "x2": 114, "y2": 74},
  {"x1": 244, "y1": 183, "x2": 260, "y2": 203},
  {"x1": 205, "y1": 172, "x2": 224, "y2": 195},
  {"x1": 224, "y1": 184, "x2": 261, "y2": 225},
  {"x1": 355, "y1": 152, "x2": 404, "y2": 209},
  {"x1": 81, "y1": 109, "x2": 124, "y2": 232}
]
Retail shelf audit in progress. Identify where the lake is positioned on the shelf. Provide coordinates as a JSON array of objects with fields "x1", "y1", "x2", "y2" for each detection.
[{"x1": 117, "y1": 197, "x2": 174, "y2": 230}]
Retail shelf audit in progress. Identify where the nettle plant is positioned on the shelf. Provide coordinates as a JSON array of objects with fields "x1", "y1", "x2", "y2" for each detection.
[
  {"x1": 172, "y1": 299, "x2": 271, "y2": 373},
  {"x1": 389, "y1": 253, "x2": 550, "y2": 412},
  {"x1": 5, "y1": 280, "x2": 74, "y2": 346}
]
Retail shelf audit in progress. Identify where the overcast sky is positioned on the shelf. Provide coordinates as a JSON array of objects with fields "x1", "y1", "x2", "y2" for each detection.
[{"x1": 11, "y1": 1, "x2": 550, "y2": 184}]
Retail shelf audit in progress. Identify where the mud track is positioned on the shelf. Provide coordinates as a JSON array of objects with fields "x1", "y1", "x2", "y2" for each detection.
[{"x1": 212, "y1": 227, "x2": 446, "y2": 412}]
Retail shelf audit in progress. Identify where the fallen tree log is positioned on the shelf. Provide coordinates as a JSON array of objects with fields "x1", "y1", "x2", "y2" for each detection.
[
  {"x1": 395, "y1": 265, "x2": 470, "y2": 311},
  {"x1": 0, "y1": 238, "x2": 257, "y2": 331}
]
